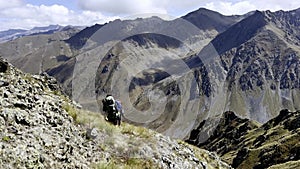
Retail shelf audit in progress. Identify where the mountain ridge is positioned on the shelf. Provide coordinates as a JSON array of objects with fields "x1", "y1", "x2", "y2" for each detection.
[
  {"x1": 0, "y1": 25, "x2": 84, "y2": 43},
  {"x1": 182, "y1": 7, "x2": 245, "y2": 32},
  {"x1": 186, "y1": 109, "x2": 300, "y2": 169}
]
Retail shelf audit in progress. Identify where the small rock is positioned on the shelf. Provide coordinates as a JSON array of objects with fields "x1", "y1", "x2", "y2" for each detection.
[
  {"x1": 86, "y1": 128, "x2": 99, "y2": 140},
  {"x1": 14, "y1": 101, "x2": 28, "y2": 109},
  {"x1": 0, "y1": 59, "x2": 8, "y2": 73},
  {"x1": 0, "y1": 80, "x2": 9, "y2": 87}
]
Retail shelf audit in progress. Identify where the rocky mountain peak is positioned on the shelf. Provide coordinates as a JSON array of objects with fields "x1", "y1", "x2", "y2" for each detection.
[
  {"x1": 65, "y1": 23, "x2": 104, "y2": 49},
  {"x1": 182, "y1": 7, "x2": 243, "y2": 32},
  {"x1": 186, "y1": 111, "x2": 259, "y2": 151},
  {"x1": 212, "y1": 10, "x2": 267, "y2": 55}
]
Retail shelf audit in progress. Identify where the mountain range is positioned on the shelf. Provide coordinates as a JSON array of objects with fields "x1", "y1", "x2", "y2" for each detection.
[
  {"x1": 0, "y1": 7, "x2": 300, "y2": 168},
  {"x1": 0, "y1": 8, "x2": 300, "y2": 168},
  {"x1": 0, "y1": 25, "x2": 85, "y2": 43}
]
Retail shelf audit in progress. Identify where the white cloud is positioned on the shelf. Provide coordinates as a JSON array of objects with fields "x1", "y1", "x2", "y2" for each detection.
[
  {"x1": 0, "y1": 0, "x2": 23, "y2": 10},
  {"x1": 204, "y1": 1, "x2": 257, "y2": 15},
  {"x1": 0, "y1": 3, "x2": 119, "y2": 31},
  {"x1": 77, "y1": 0, "x2": 300, "y2": 17},
  {"x1": 203, "y1": 0, "x2": 300, "y2": 15},
  {"x1": 78, "y1": 0, "x2": 168, "y2": 15}
]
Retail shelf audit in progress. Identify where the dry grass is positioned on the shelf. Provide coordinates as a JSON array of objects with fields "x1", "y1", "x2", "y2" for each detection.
[
  {"x1": 75, "y1": 109, "x2": 120, "y2": 136},
  {"x1": 267, "y1": 160, "x2": 300, "y2": 169},
  {"x1": 92, "y1": 157, "x2": 158, "y2": 169},
  {"x1": 121, "y1": 123, "x2": 154, "y2": 138}
]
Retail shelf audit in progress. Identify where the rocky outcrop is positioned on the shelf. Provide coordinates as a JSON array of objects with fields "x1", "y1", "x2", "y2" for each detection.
[
  {"x1": 0, "y1": 58, "x2": 8, "y2": 73},
  {"x1": 0, "y1": 58, "x2": 102, "y2": 168},
  {"x1": 187, "y1": 110, "x2": 300, "y2": 169},
  {"x1": 0, "y1": 58, "x2": 231, "y2": 168},
  {"x1": 186, "y1": 111, "x2": 259, "y2": 154}
]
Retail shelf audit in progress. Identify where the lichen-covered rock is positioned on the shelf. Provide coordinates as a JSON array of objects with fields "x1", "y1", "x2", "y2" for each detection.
[{"x1": 0, "y1": 58, "x2": 103, "y2": 168}]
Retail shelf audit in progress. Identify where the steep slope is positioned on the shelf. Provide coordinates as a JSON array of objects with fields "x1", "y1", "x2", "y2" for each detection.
[
  {"x1": 64, "y1": 24, "x2": 104, "y2": 50},
  {"x1": 0, "y1": 57, "x2": 232, "y2": 168},
  {"x1": 211, "y1": 10, "x2": 267, "y2": 55},
  {"x1": 223, "y1": 9, "x2": 300, "y2": 122},
  {"x1": 186, "y1": 111, "x2": 260, "y2": 151},
  {"x1": 183, "y1": 8, "x2": 300, "y2": 124},
  {"x1": 186, "y1": 109, "x2": 300, "y2": 169}
]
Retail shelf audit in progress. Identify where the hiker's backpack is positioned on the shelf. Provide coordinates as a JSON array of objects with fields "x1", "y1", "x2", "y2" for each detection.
[
  {"x1": 102, "y1": 95, "x2": 115, "y2": 112},
  {"x1": 115, "y1": 100, "x2": 123, "y2": 115},
  {"x1": 102, "y1": 95, "x2": 121, "y2": 125}
]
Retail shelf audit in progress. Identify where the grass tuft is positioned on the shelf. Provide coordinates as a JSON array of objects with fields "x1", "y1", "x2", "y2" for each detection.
[
  {"x1": 92, "y1": 157, "x2": 157, "y2": 169},
  {"x1": 121, "y1": 123, "x2": 153, "y2": 138},
  {"x1": 2, "y1": 136, "x2": 10, "y2": 142},
  {"x1": 62, "y1": 103, "x2": 77, "y2": 122}
]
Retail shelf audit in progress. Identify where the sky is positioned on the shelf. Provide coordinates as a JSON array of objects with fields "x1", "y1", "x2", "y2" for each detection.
[{"x1": 0, "y1": 0, "x2": 300, "y2": 31}]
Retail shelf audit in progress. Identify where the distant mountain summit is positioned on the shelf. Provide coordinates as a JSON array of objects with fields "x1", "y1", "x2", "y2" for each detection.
[
  {"x1": 182, "y1": 8, "x2": 244, "y2": 32},
  {"x1": 0, "y1": 25, "x2": 83, "y2": 43},
  {"x1": 0, "y1": 29, "x2": 27, "y2": 40}
]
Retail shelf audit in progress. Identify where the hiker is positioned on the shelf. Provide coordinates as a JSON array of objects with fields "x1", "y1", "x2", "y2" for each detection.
[{"x1": 102, "y1": 95, "x2": 121, "y2": 126}]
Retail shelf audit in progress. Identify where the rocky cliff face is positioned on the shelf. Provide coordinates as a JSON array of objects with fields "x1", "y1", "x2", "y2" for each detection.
[
  {"x1": 208, "y1": 9, "x2": 300, "y2": 123},
  {"x1": 186, "y1": 110, "x2": 300, "y2": 169},
  {"x1": 0, "y1": 57, "x2": 232, "y2": 168},
  {"x1": 0, "y1": 57, "x2": 101, "y2": 168}
]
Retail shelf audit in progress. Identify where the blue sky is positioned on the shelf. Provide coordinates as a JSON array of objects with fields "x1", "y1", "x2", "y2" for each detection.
[{"x1": 0, "y1": 0, "x2": 300, "y2": 31}]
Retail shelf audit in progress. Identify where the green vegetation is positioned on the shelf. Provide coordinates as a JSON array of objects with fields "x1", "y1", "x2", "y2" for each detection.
[
  {"x1": 62, "y1": 103, "x2": 77, "y2": 122},
  {"x1": 268, "y1": 161, "x2": 300, "y2": 169},
  {"x1": 2, "y1": 136, "x2": 10, "y2": 142},
  {"x1": 121, "y1": 123, "x2": 154, "y2": 138},
  {"x1": 75, "y1": 109, "x2": 118, "y2": 136},
  {"x1": 61, "y1": 103, "x2": 159, "y2": 168},
  {"x1": 237, "y1": 149, "x2": 260, "y2": 169},
  {"x1": 93, "y1": 157, "x2": 158, "y2": 169}
]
